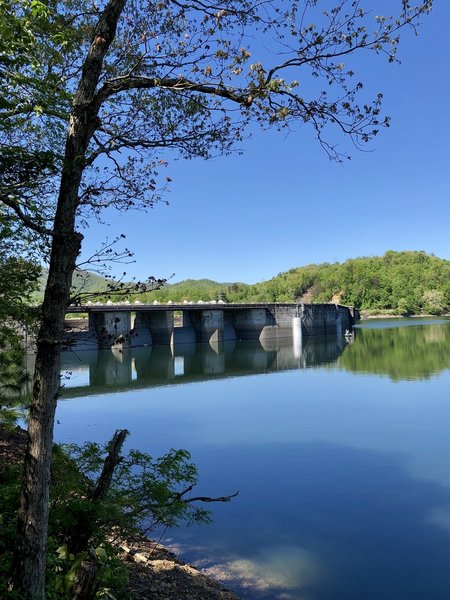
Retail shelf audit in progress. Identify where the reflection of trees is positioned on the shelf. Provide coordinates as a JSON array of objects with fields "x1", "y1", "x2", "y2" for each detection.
[
  {"x1": 339, "y1": 324, "x2": 450, "y2": 381},
  {"x1": 186, "y1": 443, "x2": 450, "y2": 600}
]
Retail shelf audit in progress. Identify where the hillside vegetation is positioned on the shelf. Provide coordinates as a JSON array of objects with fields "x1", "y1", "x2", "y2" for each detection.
[
  {"x1": 225, "y1": 251, "x2": 450, "y2": 315},
  {"x1": 37, "y1": 251, "x2": 450, "y2": 316},
  {"x1": 147, "y1": 251, "x2": 450, "y2": 315},
  {"x1": 34, "y1": 268, "x2": 109, "y2": 301}
]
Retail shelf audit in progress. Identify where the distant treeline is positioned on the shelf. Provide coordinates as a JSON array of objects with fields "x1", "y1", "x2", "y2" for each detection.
[
  {"x1": 146, "y1": 251, "x2": 450, "y2": 315},
  {"x1": 38, "y1": 251, "x2": 450, "y2": 316}
]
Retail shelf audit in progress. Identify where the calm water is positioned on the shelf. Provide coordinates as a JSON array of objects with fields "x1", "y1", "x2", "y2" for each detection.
[{"x1": 51, "y1": 318, "x2": 450, "y2": 600}]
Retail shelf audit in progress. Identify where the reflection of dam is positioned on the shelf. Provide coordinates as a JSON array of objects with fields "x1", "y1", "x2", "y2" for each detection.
[{"x1": 54, "y1": 334, "x2": 349, "y2": 398}]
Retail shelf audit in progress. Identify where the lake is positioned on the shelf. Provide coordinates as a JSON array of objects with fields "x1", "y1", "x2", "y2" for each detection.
[{"x1": 51, "y1": 318, "x2": 450, "y2": 600}]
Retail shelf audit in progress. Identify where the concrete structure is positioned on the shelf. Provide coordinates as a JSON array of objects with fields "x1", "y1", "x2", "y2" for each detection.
[{"x1": 65, "y1": 303, "x2": 358, "y2": 350}]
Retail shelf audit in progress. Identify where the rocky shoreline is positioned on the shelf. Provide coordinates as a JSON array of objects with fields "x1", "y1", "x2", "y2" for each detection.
[{"x1": 116, "y1": 535, "x2": 241, "y2": 600}]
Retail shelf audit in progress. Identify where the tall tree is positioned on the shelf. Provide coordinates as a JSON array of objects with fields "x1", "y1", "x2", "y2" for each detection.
[{"x1": 1, "y1": 1, "x2": 432, "y2": 597}]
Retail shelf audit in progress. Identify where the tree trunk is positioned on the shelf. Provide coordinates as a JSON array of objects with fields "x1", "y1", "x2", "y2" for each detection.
[
  {"x1": 70, "y1": 430, "x2": 129, "y2": 600},
  {"x1": 9, "y1": 3, "x2": 127, "y2": 597},
  {"x1": 9, "y1": 229, "x2": 83, "y2": 598},
  {"x1": 91, "y1": 429, "x2": 128, "y2": 502},
  {"x1": 70, "y1": 429, "x2": 129, "y2": 555}
]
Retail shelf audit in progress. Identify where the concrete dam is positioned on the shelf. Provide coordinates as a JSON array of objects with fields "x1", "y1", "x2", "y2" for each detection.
[{"x1": 65, "y1": 302, "x2": 359, "y2": 350}]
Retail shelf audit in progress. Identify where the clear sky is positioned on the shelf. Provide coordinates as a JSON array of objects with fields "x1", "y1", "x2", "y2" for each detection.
[{"x1": 78, "y1": 1, "x2": 450, "y2": 285}]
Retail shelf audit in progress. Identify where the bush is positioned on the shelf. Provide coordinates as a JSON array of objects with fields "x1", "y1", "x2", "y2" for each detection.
[{"x1": 1, "y1": 429, "x2": 231, "y2": 599}]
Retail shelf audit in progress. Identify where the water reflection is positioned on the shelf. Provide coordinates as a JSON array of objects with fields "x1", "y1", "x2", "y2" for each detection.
[
  {"x1": 164, "y1": 443, "x2": 450, "y2": 600},
  {"x1": 57, "y1": 334, "x2": 347, "y2": 398},
  {"x1": 340, "y1": 319, "x2": 450, "y2": 380},
  {"x1": 200, "y1": 545, "x2": 319, "y2": 596},
  {"x1": 53, "y1": 319, "x2": 450, "y2": 396},
  {"x1": 51, "y1": 319, "x2": 450, "y2": 600}
]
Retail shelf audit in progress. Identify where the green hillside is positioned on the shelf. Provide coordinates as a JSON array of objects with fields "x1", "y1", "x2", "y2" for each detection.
[
  {"x1": 33, "y1": 268, "x2": 110, "y2": 301},
  {"x1": 33, "y1": 271, "x2": 234, "y2": 304},
  {"x1": 144, "y1": 250, "x2": 450, "y2": 316},
  {"x1": 221, "y1": 251, "x2": 450, "y2": 315},
  {"x1": 149, "y1": 279, "x2": 239, "y2": 303},
  {"x1": 34, "y1": 251, "x2": 450, "y2": 316}
]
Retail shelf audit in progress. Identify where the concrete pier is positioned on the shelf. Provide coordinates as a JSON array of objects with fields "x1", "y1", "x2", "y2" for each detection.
[
  {"x1": 131, "y1": 310, "x2": 174, "y2": 346},
  {"x1": 89, "y1": 311, "x2": 131, "y2": 349},
  {"x1": 188, "y1": 309, "x2": 225, "y2": 344}
]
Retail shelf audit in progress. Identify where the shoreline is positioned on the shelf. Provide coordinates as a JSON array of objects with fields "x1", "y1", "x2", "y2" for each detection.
[
  {"x1": 115, "y1": 533, "x2": 241, "y2": 600},
  {"x1": 358, "y1": 312, "x2": 450, "y2": 320}
]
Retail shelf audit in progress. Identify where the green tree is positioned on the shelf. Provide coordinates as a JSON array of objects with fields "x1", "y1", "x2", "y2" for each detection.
[
  {"x1": 422, "y1": 289, "x2": 446, "y2": 315},
  {"x1": 0, "y1": 429, "x2": 236, "y2": 599},
  {"x1": 1, "y1": 1, "x2": 433, "y2": 597},
  {"x1": 209, "y1": 250, "x2": 450, "y2": 312}
]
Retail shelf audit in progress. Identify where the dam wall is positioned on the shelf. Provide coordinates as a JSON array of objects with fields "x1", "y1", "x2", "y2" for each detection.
[{"x1": 64, "y1": 303, "x2": 357, "y2": 350}]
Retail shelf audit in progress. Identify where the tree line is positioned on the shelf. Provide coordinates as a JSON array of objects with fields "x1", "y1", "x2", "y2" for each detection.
[
  {"x1": 33, "y1": 250, "x2": 450, "y2": 315},
  {"x1": 132, "y1": 251, "x2": 450, "y2": 315},
  {"x1": 225, "y1": 250, "x2": 450, "y2": 314}
]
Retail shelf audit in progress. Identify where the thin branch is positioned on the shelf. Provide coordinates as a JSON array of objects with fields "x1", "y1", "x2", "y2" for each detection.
[{"x1": 183, "y1": 490, "x2": 239, "y2": 503}]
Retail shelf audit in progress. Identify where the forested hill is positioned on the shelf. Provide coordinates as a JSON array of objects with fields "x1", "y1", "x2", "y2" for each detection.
[
  {"x1": 37, "y1": 251, "x2": 450, "y2": 316},
  {"x1": 34, "y1": 268, "x2": 110, "y2": 300},
  {"x1": 235, "y1": 251, "x2": 450, "y2": 314},
  {"x1": 148, "y1": 251, "x2": 450, "y2": 315}
]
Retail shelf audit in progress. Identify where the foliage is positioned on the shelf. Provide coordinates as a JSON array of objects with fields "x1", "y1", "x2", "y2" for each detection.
[
  {"x1": 32, "y1": 274, "x2": 237, "y2": 304},
  {"x1": 0, "y1": 442, "x2": 126, "y2": 599},
  {"x1": 0, "y1": 0, "x2": 76, "y2": 257},
  {"x1": 0, "y1": 430, "x2": 220, "y2": 598},
  {"x1": 421, "y1": 289, "x2": 446, "y2": 315},
  {"x1": 0, "y1": 146, "x2": 57, "y2": 257},
  {"x1": 34, "y1": 268, "x2": 110, "y2": 302},
  {"x1": 30, "y1": 249, "x2": 450, "y2": 316},
  {"x1": 0, "y1": 0, "x2": 434, "y2": 229},
  {"x1": 50, "y1": 441, "x2": 212, "y2": 546},
  {"x1": 0, "y1": 329, "x2": 30, "y2": 425},
  {"x1": 0, "y1": 255, "x2": 41, "y2": 321},
  {"x1": 101, "y1": 250, "x2": 450, "y2": 316},
  {"x1": 0, "y1": 462, "x2": 22, "y2": 599},
  {"x1": 218, "y1": 251, "x2": 450, "y2": 314},
  {"x1": 146, "y1": 279, "x2": 233, "y2": 304}
]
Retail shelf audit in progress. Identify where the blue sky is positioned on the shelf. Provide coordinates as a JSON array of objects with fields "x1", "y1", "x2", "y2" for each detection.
[{"x1": 79, "y1": 1, "x2": 450, "y2": 285}]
